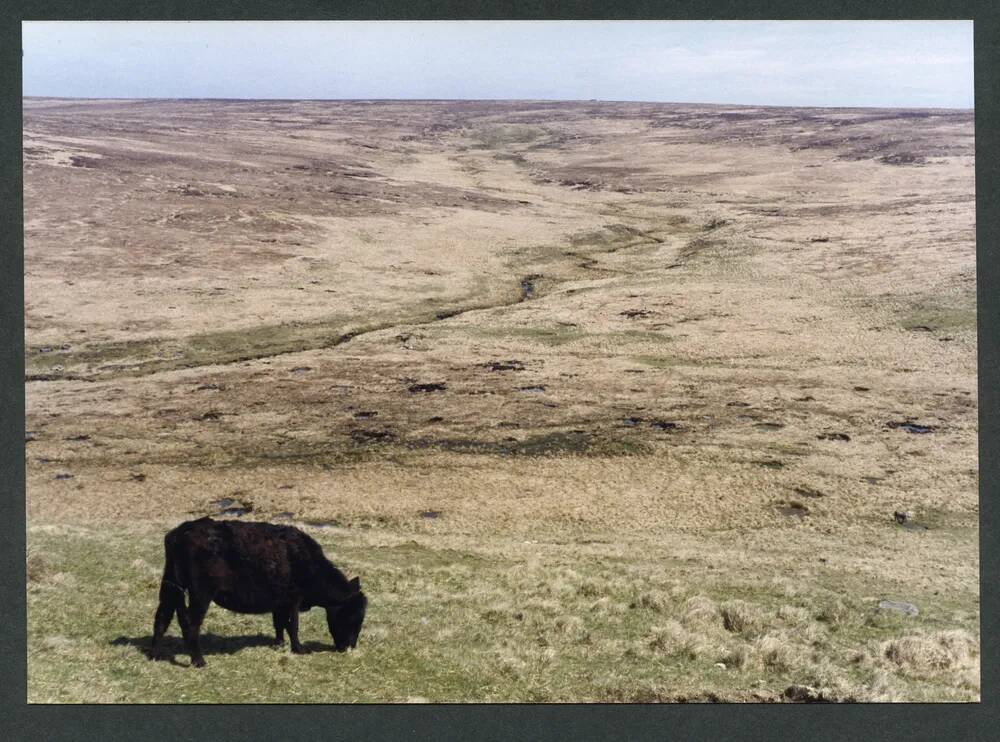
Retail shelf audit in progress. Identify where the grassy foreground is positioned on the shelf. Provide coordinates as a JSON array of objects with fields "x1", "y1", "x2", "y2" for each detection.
[{"x1": 28, "y1": 518, "x2": 979, "y2": 703}]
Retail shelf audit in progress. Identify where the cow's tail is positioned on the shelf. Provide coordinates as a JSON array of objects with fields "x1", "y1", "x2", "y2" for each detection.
[
  {"x1": 152, "y1": 533, "x2": 189, "y2": 652},
  {"x1": 158, "y1": 533, "x2": 188, "y2": 607}
]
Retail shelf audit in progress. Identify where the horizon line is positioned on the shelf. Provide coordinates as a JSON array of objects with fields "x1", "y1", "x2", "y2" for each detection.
[{"x1": 21, "y1": 95, "x2": 975, "y2": 112}]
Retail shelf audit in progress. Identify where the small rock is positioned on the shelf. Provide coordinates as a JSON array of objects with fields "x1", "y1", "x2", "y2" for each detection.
[
  {"x1": 25, "y1": 432, "x2": 37, "y2": 443},
  {"x1": 793, "y1": 487, "x2": 824, "y2": 499},
  {"x1": 212, "y1": 494, "x2": 252, "y2": 517},
  {"x1": 817, "y1": 432, "x2": 851, "y2": 441},
  {"x1": 350, "y1": 429, "x2": 394, "y2": 443},
  {"x1": 129, "y1": 472, "x2": 146, "y2": 482},
  {"x1": 853, "y1": 386, "x2": 870, "y2": 392},
  {"x1": 878, "y1": 599, "x2": 918, "y2": 617},
  {"x1": 419, "y1": 510, "x2": 442, "y2": 519},
  {"x1": 714, "y1": 662, "x2": 727, "y2": 670},
  {"x1": 650, "y1": 421, "x2": 678, "y2": 431},
  {"x1": 754, "y1": 422, "x2": 784, "y2": 431},
  {"x1": 53, "y1": 472, "x2": 74, "y2": 480},
  {"x1": 893, "y1": 511, "x2": 909, "y2": 524},
  {"x1": 887, "y1": 421, "x2": 935, "y2": 434},
  {"x1": 784, "y1": 685, "x2": 827, "y2": 703},
  {"x1": 408, "y1": 382, "x2": 447, "y2": 393},
  {"x1": 482, "y1": 360, "x2": 525, "y2": 372}
]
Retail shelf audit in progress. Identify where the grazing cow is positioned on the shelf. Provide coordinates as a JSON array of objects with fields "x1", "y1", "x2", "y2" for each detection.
[{"x1": 151, "y1": 517, "x2": 367, "y2": 667}]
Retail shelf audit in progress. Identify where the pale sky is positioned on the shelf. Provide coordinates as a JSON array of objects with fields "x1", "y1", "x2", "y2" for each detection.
[{"x1": 22, "y1": 21, "x2": 974, "y2": 108}]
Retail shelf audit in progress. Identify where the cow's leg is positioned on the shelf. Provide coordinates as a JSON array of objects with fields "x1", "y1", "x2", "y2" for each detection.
[
  {"x1": 184, "y1": 595, "x2": 211, "y2": 668},
  {"x1": 288, "y1": 605, "x2": 306, "y2": 654},
  {"x1": 174, "y1": 593, "x2": 192, "y2": 644},
  {"x1": 150, "y1": 579, "x2": 179, "y2": 658},
  {"x1": 272, "y1": 609, "x2": 288, "y2": 645}
]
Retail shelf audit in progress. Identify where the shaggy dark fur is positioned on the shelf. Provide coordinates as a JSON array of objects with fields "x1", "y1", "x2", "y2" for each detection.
[{"x1": 151, "y1": 517, "x2": 367, "y2": 667}]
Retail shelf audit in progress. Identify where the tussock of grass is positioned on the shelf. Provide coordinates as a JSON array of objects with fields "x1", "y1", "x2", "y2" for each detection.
[
  {"x1": 777, "y1": 604, "x2": 811, "y2": 625},
  {"x1": 630, "y1": 591, "x2": 669, "y2": 612},
  {"x1": 647, "y1": 621, "x2": 706, "y2": 661},
  {"x1": 719, "y1": 643, "x2": 752, "y2": 670},
  {"x1": 720, "y1": 599, "x2": 764, "y2": 637},
  {"x1": 880, "y1": 630, "x2": 978, "y2": 673},
  {"x1": 683, "y1": 595, "x2": 719, "y2": 626},
  {"x1": 862, "y1": 670, "x2": 905, "y2": 702},
  {"x1": 755, "y1": 633, "x2": 800, "y2": 672},
  {"x1": 815, "y1": 599, "x2": 851, "y2": 629},
  {"x1": 26, "y1": 545, "x2": 46, "y2": 583}
]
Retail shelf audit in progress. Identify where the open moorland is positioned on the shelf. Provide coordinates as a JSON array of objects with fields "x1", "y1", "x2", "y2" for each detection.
[{"x1": 24, "y1": 98, "x2": 978, "y2": 702}]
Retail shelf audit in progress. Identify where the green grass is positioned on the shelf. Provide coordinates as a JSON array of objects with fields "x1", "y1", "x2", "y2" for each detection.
[
  {"x1": 25, "y1": 316, "x2": 358, "y2": 380},
  {"x1": 899, "y1": 303, "x2": 977, "y2": 333},
  {"x1": 27, "y1": 523, "x2": 979, "y2": 703},
  {"x1": 473, "y1": 325, "x2": 586, "y2": 347},
  {"x1": 406, "y1": 430, "x2": 650, "y2": 458},
  {"x1": 24, "y1": 282, "x2": 525, "y2": 381},
  {"x1": 470, "y1": 125, "x2": 546, "y2": 150}
]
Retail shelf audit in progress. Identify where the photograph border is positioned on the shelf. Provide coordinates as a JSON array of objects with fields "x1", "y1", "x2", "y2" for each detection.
[{"x1": 2, "y1": 2, "x2": 996, "y2": 739}]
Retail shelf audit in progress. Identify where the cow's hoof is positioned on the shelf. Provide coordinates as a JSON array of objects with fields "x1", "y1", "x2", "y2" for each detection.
[
  {"x1": 291, "y1": 646, "x2": 308, "y2": 655},
  {"x1": 191, "y1": 657, "x2": 206, "y2": 668}
]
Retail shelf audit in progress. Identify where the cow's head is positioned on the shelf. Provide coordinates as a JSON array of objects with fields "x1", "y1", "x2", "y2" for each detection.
[{"x1": 326, "y1": 577, "x2": 367, "y2": 652}]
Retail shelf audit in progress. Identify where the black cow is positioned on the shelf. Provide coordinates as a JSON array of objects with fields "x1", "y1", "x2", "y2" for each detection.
[{"x1": 151, "y1": 517, "x2": 367, "y2": 667}]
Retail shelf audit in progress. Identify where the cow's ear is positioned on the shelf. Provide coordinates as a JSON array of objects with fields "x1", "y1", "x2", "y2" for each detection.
[{"x1": 349, "y1": 576, "x2": 361, "y2": 592}]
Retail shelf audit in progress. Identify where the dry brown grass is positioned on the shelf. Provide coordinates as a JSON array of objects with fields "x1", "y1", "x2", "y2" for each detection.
[
  {"x1": 23, "y1": 99, "x2": 977, "y2": 702},
  {"x1": 26, "y1": 544, "x2": 46, "y2": 583},
  {"x1": 880, "y1": 630, "x2": 979, "y2": 673}
]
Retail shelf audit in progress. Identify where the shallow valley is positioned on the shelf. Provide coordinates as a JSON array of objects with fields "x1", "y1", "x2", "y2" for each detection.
[{"x1": 24, "y1": 98, "x2": 978, "y2": 702}]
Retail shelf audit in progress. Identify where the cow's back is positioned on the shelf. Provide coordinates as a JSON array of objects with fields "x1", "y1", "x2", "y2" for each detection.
[{"x1": 165, "y1": 518, "x2": 317, "y2": 614}]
